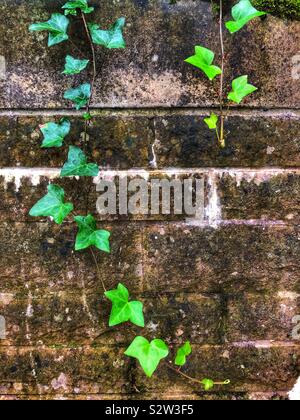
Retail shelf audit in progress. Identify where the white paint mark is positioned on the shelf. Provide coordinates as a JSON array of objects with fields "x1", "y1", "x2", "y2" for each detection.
[
  {"x1": 0, "y1": 168, "x2": 60, "y2": 192},
  {"x1": 0, "y1": 56, "x2": 6, "y2": 80},
  {"x1": 289, "y1": 377, "x2": 300, "y2": 400},
  {"x1": 205, "y1": 171, "x2": 221, "y2": 228}
]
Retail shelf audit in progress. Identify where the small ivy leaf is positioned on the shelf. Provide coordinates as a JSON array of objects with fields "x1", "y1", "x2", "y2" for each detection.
[
  {"x1": 201, "y1": 378, "x2": 215, "y2": 391},
  {"x1": 64, "y1": 83, "x2": 91, "y2": 110},
  {"x1": 185, "y1": 46, "x2": 222, "y2": 81},
  {"x1": 225, "y1": 0, "x2": 267, "y2": 34},
  {"x1": 227, "y1": 75, "x2": 258, "y2": 104},
  {"x1": 83, "y1": 112, "x2": 92, "y2": 121},
  {"x1": 74, "y1": 214, "x2": 111, "y2": 252},
  {"x1": 63, "y1": 55, "x2": 89, "y2": 75},
  {"x1": 29, "y1": 13, "x2": 69, "y2": 47},
  {"x1": 204, "y1": 113, "x2": 218, "y2": 130},
  {"x1": 62, "y1": 0, "x2": 94, "y2": 16},
  {"x1": 125, "y1": 336, "x2": 169, "y2": 378},
  {"x1": 175, "y1": 341, "x2": 192, "y2": 367},
  {"x1": 40, "y1": 118, "x2": 71, "y2": 148},
  {"x1": 29, "y1": 184, "x2": 73, "y2": 224},
  {"x1": 88, "y1": 17, "x2": 126, "y2": 49},
  {"x1": 105, "y1": 283, "x2": 145, "y2": 328},
  {"x1": 60, "y1": 146, "x2": 99, "y2": 177}
]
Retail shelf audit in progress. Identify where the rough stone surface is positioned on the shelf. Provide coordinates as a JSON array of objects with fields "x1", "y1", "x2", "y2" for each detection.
[
  {"x1": 0, "y1": 1, "x2": 299, "y2": 108},
  {"x1": 0, "y1": 0, "x2": 299, "y2": 401}
]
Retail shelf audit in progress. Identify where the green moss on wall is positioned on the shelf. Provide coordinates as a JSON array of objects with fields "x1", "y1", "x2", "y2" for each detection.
[{"x1": 252, "y1": 0, "x2": 300, "y2": 20}]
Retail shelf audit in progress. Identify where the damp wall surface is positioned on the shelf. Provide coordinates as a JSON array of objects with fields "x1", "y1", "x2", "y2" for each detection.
[{"x1": 0, "y1": 0, "x2": 299, "y2": 400}]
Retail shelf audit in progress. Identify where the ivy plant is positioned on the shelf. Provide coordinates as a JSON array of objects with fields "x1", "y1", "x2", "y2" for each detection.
[
  {"x1": 185, "y1": 0, "x2": 266, "y2": 147},
  {"x1": 28, "y1": 0, "x2": 230, "y2": 393}
]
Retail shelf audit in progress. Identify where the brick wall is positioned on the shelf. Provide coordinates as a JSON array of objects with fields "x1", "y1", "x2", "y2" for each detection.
[{"x1": 0, "y1": 0, "x2": 299, "y2": 400}]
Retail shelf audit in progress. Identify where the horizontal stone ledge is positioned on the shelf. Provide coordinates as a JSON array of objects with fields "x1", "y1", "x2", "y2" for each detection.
[
  {"x1": 0, "y1": 290, "x2": 298, "y2": 346},
  {"x1": 0, "y1": 1, "x2": 299, "y2": 108},
  {"x1": 0, "y1": 392, "x2": 288, "y2": 401},
  {"x1": 0, "y1": 222, "x2": 300, "y2": 295},
  {"x1": 1, "y1": 167, "x2": 300, "y2": 224},
  {"x1": 0, "y1": 344, "x2": 298, "y2": 394},
  {"x1": 1, "y1": 113, "x2": 300, "y2": 168},
  {"x1": 0, "y1": 292, "x2": 222, "y2": 347}
]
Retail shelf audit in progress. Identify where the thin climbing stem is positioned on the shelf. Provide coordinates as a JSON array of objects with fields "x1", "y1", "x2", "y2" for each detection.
[
  {"x1": 90, "y1": 247, "x2": 107, "y2": 293},
  {"x1": 164, "y1": 362, "x2": 230, "y2": 388},
  {"x1": 81, "y1": 11, "x2": 97, "y2": 141},
  {"x1": 219, "y1": 0, "x2": 225, "y2": 148}
]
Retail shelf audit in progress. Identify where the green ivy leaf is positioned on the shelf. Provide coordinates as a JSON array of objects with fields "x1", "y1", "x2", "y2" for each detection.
[
  {"x1": 29, "y1": 13, "x2": 69, "y2": 47},
  {"x1": 40, "y1": 118, "x2": 70, "y2": 148},
  {"x1": 204, "y1": 113, "x2": 218, "y2": 130},
  {"x1": 201, "y1": 378, "x2": 215, "y2": 391},
  {"x1": 74, "y1": 214, "x2": 111, "y2": 252},
  {"x1": 125, "y1": 336, "x2": 169, "y2": 378},
  {"x1": 227, "y1": 75, "x2": 257, "y2": 104},
  {"x1": 60, "y1": 146, "x2": 99, "y2": 177},
  {"x1": 29, "y1": 185, "x2": 73, "y2": 224},
  {"x1": 105, "y1": 283, "x2": 145, "y2": 328},
  {"x1": 175, "y1": 341, "x2": 192, "y2": 366},
  {"x1": 64, "y1": 83, "x2": 91, "y2": 110},
  {"x1": 62, "y1": 0, "x2": 94, "y2": 16},
  {"x1": 225, "y1": 0, "x2": 266, "y2": 34},
  {"x1": 83, "y1": 112, "x2": 92, "y2": 121},
  {"x1": 88, "y1": 17, "x2": 126, "y2": 49},
  {"x1": 185, "y1": 46, "x2": 222, "y2": 81},
  {"x1": 63, "y1": 55, "x2": 89, "y2": 75}
]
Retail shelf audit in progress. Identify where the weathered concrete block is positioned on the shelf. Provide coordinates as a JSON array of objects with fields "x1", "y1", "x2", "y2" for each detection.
[
  {"x1": 0, "y1": 222, "x2": 142, "y2": 295},
  {"x1": 154, "y1": 113, "x2": 300, "y2": 168},
  {"x1": 0, "y1": 346, "x2": 132, "y2": 395},
  {"x1": 218, "y1": 171, "x2": 300, "y2": 222},
  {"x1": 0, "y1": 1, "x2": 299, "y2": 108},
  {"x1": 135, "y1": 344, "x2": 300, "y2": 393},
  {"x1": 227, "y1": 292, "x2": 300, "y2": 342},
  {"x1": 141, "y1": 224, "x2": 300, "y2": 294},
  {"x1": 0, "y1": 292, "x2": 222, "y2": 346}
]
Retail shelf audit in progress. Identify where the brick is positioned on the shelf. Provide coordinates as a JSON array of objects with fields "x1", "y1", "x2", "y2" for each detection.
[
  {"x1": 0, "y1": 115, "x2": 153, "y2": 168},
  {"x1": 154, "y1": 113, "x2": 300, "y2": 168},
  {"x1": 0, "y1": 292, "x2": 222, "y2": 347},
  {"x1": 135, "y1": 344, "x2": 300, "y2": 393},
  {"x1": 218, "y1": 171, "x2": 300, "y2": 222},
  {"x1": 141, "y1": 224, "x2": 300, "y2": 294},
  {"x1": 227, "y1": 292, "x2": 300, "y2": 342},
  {"x1": 0, "y1": 1, "x2": 299, "y2": 108},
  {"x1": 0, "y1": 222, "x2": 142, "y2": 295},
  {"x1": 0, "y1": 346, "x2": 131, "y2": 395}
]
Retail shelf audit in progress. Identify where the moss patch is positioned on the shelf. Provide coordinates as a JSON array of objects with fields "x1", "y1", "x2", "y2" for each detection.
[{"x1": 252, "y1": 0, "x2": 300, "y2": 20}]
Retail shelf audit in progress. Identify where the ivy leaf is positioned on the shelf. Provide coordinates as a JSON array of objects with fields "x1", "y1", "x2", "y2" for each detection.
[
  {"x1": 227, "y1": 75, "x2": 257, "y2": 104},
  {"x1": 204, "y1": 113, "x2": 218, "y2": 130},
  {"x1": 175, "y1": 341, "x2": 192, "y2": 366},
  {"x1": 125, "y1": 336, "x2": 169, "y2": 378},
  {"x1": 201, "y1": 378, "x2": 215, "y2": 391},
  {"x1": 225, "y1": 0, "x2": 267, "y2": 34},
  {"x1": 105, "y1": 283, "x2": 145, "y2": 328},
  {"x1": 29, "y1": 13, "x2": 69, "y2": 47},
  {"x1": 62, "y1": 0, "x2": 94, "y2": 16},
  {"x1": 74, "y1": 214, "x2": 111, "y2": 252},
  {"x1": 60, "y1": 146, "x2": 99, "y2": 177},
  {"x1": 63, "y1": 55, "x2": 89, "y2": 75},
  {"x1": 29, "y1": 185, "x2": 73, "y2": 224},
  {"x1": 185, "y1": 46, "x2": 222, "y2": 81},
  {"x1": 83, "y1": 112, "x2": 92, "y2": 121},
  {"x1": 64, "y1": 83, "x2": 91, "y2": 110},
  {"x1": 88, "y1": 17, "x2": 126, "y2": 49},
  {"x1": 40, "y1": 118, "x2": 71, "y2": 148}
]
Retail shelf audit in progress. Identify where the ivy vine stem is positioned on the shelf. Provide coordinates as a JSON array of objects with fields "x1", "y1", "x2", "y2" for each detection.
[
  {"x1": 219, "y1": 0, "x2": 225, "y2": 148},
  {"x1": 164, "y1": 361, "x2": 230, "y2": 388},
  {"x1": 81, "y1": 10, "x2": 97, "y2": 141}
]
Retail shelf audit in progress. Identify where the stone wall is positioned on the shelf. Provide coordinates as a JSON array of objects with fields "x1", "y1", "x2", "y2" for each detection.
[{"x1": 0, "y1": 0, "x2": 299, "y2": 400}]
